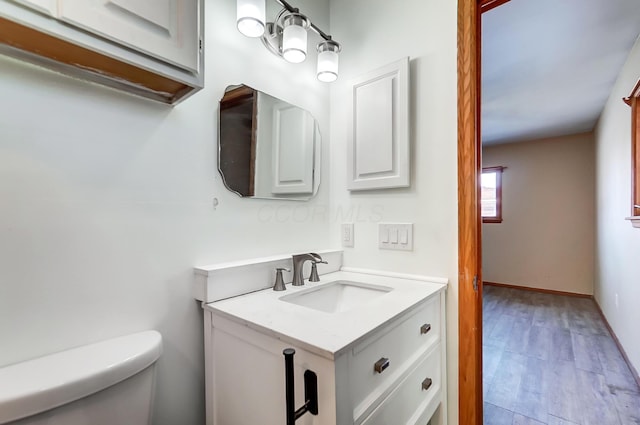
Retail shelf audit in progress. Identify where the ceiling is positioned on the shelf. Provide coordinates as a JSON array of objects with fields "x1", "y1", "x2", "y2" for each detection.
[{"x1": 482, "y1": 0, "x2": 640, "y2": 145}]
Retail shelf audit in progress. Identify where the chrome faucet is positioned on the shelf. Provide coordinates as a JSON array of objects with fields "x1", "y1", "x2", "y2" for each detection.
[{"x1": 291, "y1": 253, "x2": 323, "y2": 286}]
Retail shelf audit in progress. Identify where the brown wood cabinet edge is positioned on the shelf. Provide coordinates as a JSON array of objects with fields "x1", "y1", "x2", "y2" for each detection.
[
  {"x1": 220, "y1": 86, "x2": 256, "y2": 109},
  {"x1": 593, "y1": 298, "x2": 640, "y2": 390},
  {"x1": 0, "y1": 17, "x2": 193, "y2": 104}
]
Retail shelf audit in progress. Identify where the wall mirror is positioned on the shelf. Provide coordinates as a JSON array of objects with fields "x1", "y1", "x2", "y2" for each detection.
[{"x1": 218, "y1": 84, "x2": 321, "y2": 200}]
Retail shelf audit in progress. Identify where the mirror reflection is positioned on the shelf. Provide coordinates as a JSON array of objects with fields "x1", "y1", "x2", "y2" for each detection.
[{"x1": 218, "y1": 84, "x2": 321, "y2": 200}]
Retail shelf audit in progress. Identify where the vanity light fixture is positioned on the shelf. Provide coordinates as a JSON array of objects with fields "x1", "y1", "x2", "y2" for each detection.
[
  {"x1": 237, "y1": 0, "x2": 266, "y2": 38},
  {"x1": 236, "y1": 0, "x2": 342, "y2": 82}
]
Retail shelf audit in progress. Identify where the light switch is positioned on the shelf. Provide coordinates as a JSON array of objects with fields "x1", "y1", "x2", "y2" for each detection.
[
  {"x1": 390, "y1": 228, "x2": 399, "y2": 244},
  {"x1": 400, "y1": 228, "x2": 408, "y2": 244},
  {"x1": 378, "y1": 223, "x2": 413, "y2": 251},
  {"x1": 381, "y1": 227, "x2": 389, "y2": 243}
]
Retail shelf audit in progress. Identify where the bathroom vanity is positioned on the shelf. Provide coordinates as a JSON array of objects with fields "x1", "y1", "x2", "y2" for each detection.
[{"x1": 195, "y1": 256, "x2": 447, "y2": 425}]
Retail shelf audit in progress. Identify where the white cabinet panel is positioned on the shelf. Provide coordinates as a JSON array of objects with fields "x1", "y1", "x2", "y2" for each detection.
[
  {"x1": 11, "y1": 0, "x2": 56, "y2": 15},
  {"x1": 58, "y1": 0, "x2": 199, "y2": 71},
  {"x1": 271, "y1": 102, "x2": 314, "y2": 194},
  {"x1": 347, "y1": 57, "x2": 410, "y2": 191},
  {"x1": 361, "y1": 345, "x2": 441, "y2": 425}
]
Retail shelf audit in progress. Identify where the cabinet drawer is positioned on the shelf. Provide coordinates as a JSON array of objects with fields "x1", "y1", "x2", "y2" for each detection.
[
  {"x1": 349, "y1": 295, "x2": 440, "y2": 417},
  {"x1": 361, "y1": 344, "x2": 441, "y2": 425}
]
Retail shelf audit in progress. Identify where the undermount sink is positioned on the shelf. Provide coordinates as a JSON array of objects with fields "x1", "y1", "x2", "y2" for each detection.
[{"x1": 279, "y1": 280, "x2": 393, "y2": 313}]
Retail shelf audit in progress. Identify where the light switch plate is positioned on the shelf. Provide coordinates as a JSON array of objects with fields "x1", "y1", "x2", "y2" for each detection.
[
  {"x1": 342, "y1": 223, "x2": 354, "y2": 247},
  {"x1": 379, "y1": 223, "x2": 413, "y2": 251}
]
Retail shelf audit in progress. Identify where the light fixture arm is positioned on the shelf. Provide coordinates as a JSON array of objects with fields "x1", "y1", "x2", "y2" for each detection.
[
  {"x1": 238, "y1": 0, "x2": 341, "y2": 81},
  {"x1": 274, "y1": 0, "x2": 334, "y2": 41}
]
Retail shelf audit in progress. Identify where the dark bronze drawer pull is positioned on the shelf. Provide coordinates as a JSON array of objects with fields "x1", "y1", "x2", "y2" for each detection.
[
  {"x1": 374, "y1": 357, "x2": 390, "y2": 374},
  {"x1": 422, "y1": 377, "x2": 433, "y2": 391},
  {"x1": 420, "y1": 323, "x2": 432, "y2": 334}
]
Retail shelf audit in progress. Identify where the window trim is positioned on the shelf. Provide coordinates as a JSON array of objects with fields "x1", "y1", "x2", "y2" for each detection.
[
  {"x1": 481, "y1": 166, "x2": 505, "y2": 224},
  {"x1": 623, "y1": 79, "x2": 640, "y2": 218}
]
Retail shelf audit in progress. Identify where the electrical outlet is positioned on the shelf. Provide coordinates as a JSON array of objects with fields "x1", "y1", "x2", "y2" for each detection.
[
  {"x1": 342, "y1": 223, "x2": 354, "y2": 247},
  {"x1": 615, "y1": 293, "x2": 619, "y2": 308}
]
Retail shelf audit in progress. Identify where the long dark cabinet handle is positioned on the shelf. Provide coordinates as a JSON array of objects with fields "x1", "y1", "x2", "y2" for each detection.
[
  {"x1": 283, "y1": 348, "x2": 318, "y2": 425},
  {"x1": 374, "y1": 357, "x2": 390, "y2": 374}
]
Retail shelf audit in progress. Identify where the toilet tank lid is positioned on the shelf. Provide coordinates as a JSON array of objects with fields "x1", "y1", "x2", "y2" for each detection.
[{"x1": 0, "y1": 330, "x2": 162, "y2": 424}]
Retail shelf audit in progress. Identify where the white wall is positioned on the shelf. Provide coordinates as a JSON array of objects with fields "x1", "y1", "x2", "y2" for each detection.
[
  {"x1": 328, "y1": 0, "x2": 459, "y2": 422},
  {"x1": 0, "y1": 0, "x2": 333, "y2": 424},
  {"x1": 595, "y1": 35, "x2": 640, "y2": 376},
  {"x1": 482, "y1": 133, "x2": 596, "y2": 295}
]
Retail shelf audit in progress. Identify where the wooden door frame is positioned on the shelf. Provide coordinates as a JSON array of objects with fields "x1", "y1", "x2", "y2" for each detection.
[{"x1": 458, "y1": 0, "x2": 484, "y2": 423}]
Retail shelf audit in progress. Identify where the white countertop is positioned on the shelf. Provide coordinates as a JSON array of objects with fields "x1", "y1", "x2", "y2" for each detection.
[{"x1": 204, "y1": 271, "x2": 446, "y2": 360}]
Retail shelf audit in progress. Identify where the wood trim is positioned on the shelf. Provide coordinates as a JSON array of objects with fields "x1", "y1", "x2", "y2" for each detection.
[
  {"x1": 220, "y1": 86, "x2": 256, "y2": 110},
  {"x1": 623, "y1": 79, "x2": 640, "y2": 106},
  {"x1": 249, "y1": 91, "x2": 258, "y2": 197},
  {"x1": 632, "y1": 97, "x2": 640, "y2": 216},
  {"x1": 0, "y1": 17, "x2": 192, "y2": 104},
  {"x1": 483, "y1": 281, "x2": 593, "y2": 298},
  {"x1": 479, "y1": 0, "x2": 510, "y2": 13},
  {"x1": 481, "y1": 166, "x2": 504, "y2": 223},
  {"x1": 458, "y1": 0, "x2": 483, "y2": 423},
  {"x1": 593, "y1": 299, "x2": 640, "y2": 390},
  {"x1": 481, "y1": 166, "x2": 506, "y2": 172},
  {"x1": 482, "y1": 218, "x2": 502, "y2": 223}
]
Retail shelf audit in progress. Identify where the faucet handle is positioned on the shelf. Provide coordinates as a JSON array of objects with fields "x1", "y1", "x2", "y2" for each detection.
[
  {"x1": 309, "y1": 261, "x2": 327, "y2": 283},
  {"x1": 273, "y1": 267, "x2": 290, "y2": 291}
]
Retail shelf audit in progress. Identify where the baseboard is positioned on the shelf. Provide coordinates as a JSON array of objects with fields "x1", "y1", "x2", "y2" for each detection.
[
  {"x1": 483, "y1": 281, "x2": 593, "y2": 298},
  {"x1": 593, "y1": 299, "x2": 640, "y2": 390}
]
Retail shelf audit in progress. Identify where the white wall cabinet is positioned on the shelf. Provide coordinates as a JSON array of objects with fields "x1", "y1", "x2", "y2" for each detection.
[
  {"x1": 0, "y1": 0, "x2": 203, "y2": 103},
  {"x1": 347, "y1": 57, "x2": 410, "y2": 190},
  {"x1": 11, "y1": 0, "x2": 55, "y2": 15},
  {"x1": 58, "y1": 0, "x2": 199, "y2": 72},
  {"x1": 204, "y1": 292, "x2": 446, "y2": 425}
]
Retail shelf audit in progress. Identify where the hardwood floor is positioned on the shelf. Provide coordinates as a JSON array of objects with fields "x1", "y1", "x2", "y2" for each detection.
[{"x1": 482, "y1": 285, "x2": 640, "y2": 424}]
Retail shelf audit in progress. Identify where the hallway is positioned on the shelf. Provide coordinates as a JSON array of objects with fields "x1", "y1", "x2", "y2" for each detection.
[{"x1": 482, "y1": 285, "x2": 640, "y2": 424}]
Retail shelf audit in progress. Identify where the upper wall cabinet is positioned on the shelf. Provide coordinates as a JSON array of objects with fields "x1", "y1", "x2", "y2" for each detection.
[
  {"x1": 12, "y1": 0, "x2": 55, "y2": 14},
  {"x1": 347, "y1": 57, "x2": 410, "y2": 191},
  {"x1": 0, "y1": 0, "x2": 203, "y2": 104}
]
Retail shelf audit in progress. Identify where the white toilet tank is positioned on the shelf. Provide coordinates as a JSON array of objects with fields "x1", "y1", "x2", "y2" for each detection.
[{"x1": 0, "y1": 331, "x2": 162, "y2": 425}]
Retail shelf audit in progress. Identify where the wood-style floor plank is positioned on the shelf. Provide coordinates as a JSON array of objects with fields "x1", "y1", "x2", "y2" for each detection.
[
  {"x1": 513, "y1": 413, "x2": 546, "y2": 425},
  {"x1": 576, "y1": 369, "x2": 621, "y2": 424},
  {"x1": 484, "y1": 402, "x2": 514, "y2": 425},
  {"x1": 483, "y1": 286, "x2": 640, "y2": 425}
]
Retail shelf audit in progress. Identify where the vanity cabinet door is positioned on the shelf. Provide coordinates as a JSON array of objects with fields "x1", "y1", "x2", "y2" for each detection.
[
  {"x1": 57, "y1": 0, "x2": 200, "y2": 72},
  {"x1": 11, "y1": 0, "x2": 56, "y2": 15},
  {"x1": 350, "y1": 295, "x2": 440, "y2": 421}
]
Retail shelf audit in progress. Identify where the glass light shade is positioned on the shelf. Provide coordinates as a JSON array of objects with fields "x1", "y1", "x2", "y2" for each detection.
[
  {"x1": 282, "y1": 14, "x2": 310, "y2": 63},
  {"x1": 237, "y1": 0, "x2": 265, "y2": 38},
  {"x1": 316, "y1": 41, "x2": 341, "y2": 82}
]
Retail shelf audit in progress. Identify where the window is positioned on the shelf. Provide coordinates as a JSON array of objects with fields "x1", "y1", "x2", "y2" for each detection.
[
  {"x1": 623, "y1": 80, "x2": 640, "y2": 218},
  {"x1": 481, "y1": 166, "x2": 504, "y2": 223}
]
